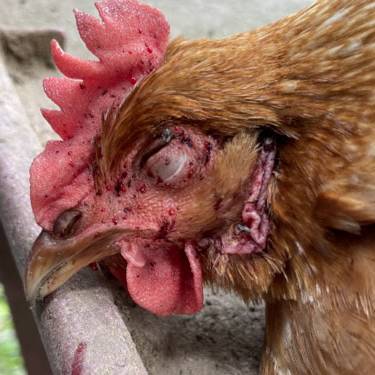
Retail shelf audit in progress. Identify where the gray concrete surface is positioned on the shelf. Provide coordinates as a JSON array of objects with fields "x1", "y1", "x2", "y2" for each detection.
[{"x1": 0, "y1": 1, "x2": 313, "y2": 374}]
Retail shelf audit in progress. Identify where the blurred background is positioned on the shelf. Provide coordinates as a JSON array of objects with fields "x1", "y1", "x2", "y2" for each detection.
[
  {"x1": 0, "y1": 286, "x2": 25, "y2": 375},
  {"x1": 0, "y1": 1, "x2": 312, "y2": 374}
]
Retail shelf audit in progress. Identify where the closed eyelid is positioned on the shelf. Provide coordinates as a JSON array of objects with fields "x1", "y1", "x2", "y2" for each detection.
[
  {"x1": 138, "y1": 128, "x2": 174, "y2": 168},
  {"x1": 152, "y1": 153, "x2": 188, "y2": 183}
]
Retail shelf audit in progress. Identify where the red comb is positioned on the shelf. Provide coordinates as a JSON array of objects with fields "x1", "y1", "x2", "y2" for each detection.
[{"x1": 30, "y1": 0, "x2": 170, "y2": 229}]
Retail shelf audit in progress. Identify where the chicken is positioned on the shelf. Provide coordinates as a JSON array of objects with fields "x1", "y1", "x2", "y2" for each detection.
[{"x1": 25, "y1": 0, "x2": 375, "y2": 373}]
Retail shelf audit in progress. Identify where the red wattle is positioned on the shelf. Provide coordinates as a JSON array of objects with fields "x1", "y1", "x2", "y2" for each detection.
[{"x1": 124, "y1": 242, "x2": 203, "y2": 316}]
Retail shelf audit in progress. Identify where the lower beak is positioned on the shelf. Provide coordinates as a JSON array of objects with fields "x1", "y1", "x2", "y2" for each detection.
[{"x1": 25, "y1": 227, "x2": 126, "y2": 302}]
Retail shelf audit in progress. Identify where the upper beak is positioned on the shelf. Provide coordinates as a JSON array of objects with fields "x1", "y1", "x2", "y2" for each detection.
[{"x1": 25, "y1": 226, "x2": 126, "y2": 302}]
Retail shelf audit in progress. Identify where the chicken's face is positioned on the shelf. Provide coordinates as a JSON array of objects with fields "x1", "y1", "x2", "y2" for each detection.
[
  {"x1": 27, "y1": 114, "x2": 278, "y2": 314},
  {"x1": 26, "y1": 0, "x2": 281, "y2": 315}
]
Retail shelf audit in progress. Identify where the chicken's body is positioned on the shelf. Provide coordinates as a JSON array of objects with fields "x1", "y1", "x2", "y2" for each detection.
[
  {"x1": 26, "y1": 0, "x2": 375, "y2": 373},
  {"x1": 264, "y1": 229, "x2": 375, "y2": 374}
]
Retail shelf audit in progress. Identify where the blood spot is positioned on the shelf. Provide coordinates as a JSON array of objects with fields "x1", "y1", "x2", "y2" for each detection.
[
  {"x1": 137, "y1": 184, "x2": 147, "y2": 193},
  {"x1": 204, "y1": 141, "x2": 212, "y2": 165},
  {"x1": 71, "y1": 342, "x2": 87, "y2": 375},
  {"x1": 89, "y1": 263, "x2": 98, "y2": 271},
  {"x1": 181, "y1": 136, "x2": 193, "y2": 148},
  {"x1": 114, "y1": 181, "x2": 122, "y2": 196}
]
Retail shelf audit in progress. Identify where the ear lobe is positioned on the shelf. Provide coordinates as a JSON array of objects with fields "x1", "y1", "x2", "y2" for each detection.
[{"x1": 315, "y1": 180, "x2": 375, "y2": 234}]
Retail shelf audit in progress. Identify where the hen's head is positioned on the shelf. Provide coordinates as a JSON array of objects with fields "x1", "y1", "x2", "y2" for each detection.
[{"x1": 27, "y1": 0, "x2": 372, "y2": 315}]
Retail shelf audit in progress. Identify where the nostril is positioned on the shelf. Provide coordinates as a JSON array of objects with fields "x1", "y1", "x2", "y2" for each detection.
[{"x1": 53, "y1": 209, "x2": 82, "y2": 239}]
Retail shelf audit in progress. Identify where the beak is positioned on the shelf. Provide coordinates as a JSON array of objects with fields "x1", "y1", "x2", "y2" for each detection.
[{"x1": 25, "y1": 227, "x2": 127, "y2": 302}]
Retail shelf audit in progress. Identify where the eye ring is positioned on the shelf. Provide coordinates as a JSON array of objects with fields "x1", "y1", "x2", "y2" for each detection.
[{"x1": 140, "y1": 127, "x2": 210, "y2": 188}]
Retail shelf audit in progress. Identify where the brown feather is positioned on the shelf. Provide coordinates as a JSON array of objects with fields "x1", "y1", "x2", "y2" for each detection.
[{"x1": 101, "y1": 0, "x2": 375, "y2": 372}]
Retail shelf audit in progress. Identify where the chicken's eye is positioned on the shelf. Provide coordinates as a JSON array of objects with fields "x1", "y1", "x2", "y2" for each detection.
[
  {"x1": 146, "y1": 148, "x2": 189, "y2": 184},
  {"x1": 142, "y1": 128, "x2": 201, "y2": 188}
]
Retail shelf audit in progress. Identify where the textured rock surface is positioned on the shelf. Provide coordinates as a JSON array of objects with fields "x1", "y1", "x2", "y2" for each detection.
[{"x1": 0, "y1": 1, "x2": 313, "y2": 374}]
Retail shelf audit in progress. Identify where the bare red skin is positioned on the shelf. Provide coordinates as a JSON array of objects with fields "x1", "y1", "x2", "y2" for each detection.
[
  {"x1": 71, "y1": 126, "x2": 215, "y2": 315},
  {"x1": 220, "y1": 139, "x2": 276, "y2": 255}
]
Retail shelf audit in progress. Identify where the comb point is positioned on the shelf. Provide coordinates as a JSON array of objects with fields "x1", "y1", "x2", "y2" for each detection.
[
  {"x1": 41, "y1": 108, "x2": 74, "y2": 140},
  {"x1": 51, "y1": 39, "x2": 103, "y2": 79},
  {"x1": 74, "y1": 9, "x2": 107, "y2": 57}
]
